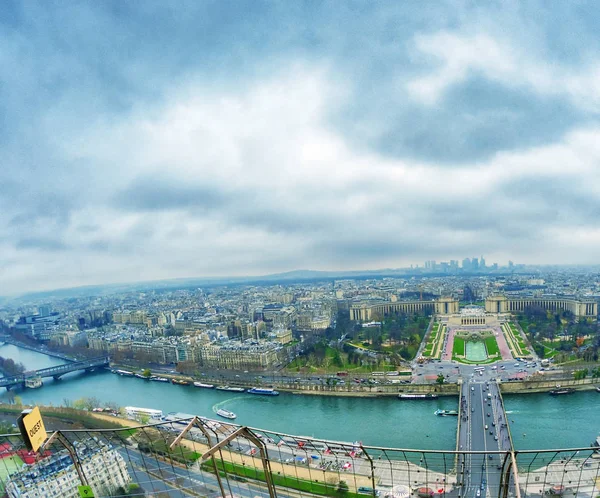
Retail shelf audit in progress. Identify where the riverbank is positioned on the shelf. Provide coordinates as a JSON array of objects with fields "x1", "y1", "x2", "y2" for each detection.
[
  {"x1": 0, "y1": 337, "x2": 75, "y2": 362},
  {"x1": 110, "y1": 361, "x2": 600, "y2": 398}
]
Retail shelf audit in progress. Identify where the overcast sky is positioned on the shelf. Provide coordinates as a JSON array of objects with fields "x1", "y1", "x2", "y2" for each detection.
[{"x1": 2, "y1": 1, "x2": 600, "y2": 295}]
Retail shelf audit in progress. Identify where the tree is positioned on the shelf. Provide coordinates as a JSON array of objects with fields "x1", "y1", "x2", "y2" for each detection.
[
  {"x1": 105, "y1": 401, "x2": 120, "y2": 412},
  {"x1": 0, "y1": 421, "x2": 17, "y2": 433},
  {"x1": 331, "y1": 350, "x2": 343, "y2": 368},
  {"x1": 142, "y1": 368, "x2": 152, "y2": 378},
  {"x1": 533, "y1": 343, "x2": 545, "y2": 359},
  {"x1": 436, "y1": 373, "x2": 445, "y2": 385},
  {"x1": 337, "y1": 481, "x2": 349, "y2": 495},
  {"x1": 72, "y1": 396, "x2": 101, "y2": 411},
  {"x1": 13, "y1": 396, "x2": 22, "y2": 407}
]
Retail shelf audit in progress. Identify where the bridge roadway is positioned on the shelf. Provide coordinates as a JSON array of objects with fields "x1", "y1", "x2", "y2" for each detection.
[
  {"x1": 0, "y1": 356, "x2": 110, "y2": 389},
  {"x1": 457, "y1": 376, "x2": 513, "y2": 498}
]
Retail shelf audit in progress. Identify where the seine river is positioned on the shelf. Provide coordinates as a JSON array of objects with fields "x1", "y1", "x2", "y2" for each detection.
[{"x1": 1, "y1": 344, "x2": 598, "y2": 451}]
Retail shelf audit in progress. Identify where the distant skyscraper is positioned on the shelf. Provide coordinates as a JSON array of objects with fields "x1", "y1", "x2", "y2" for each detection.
[
  {"x1": 38, "y1": 305, "x2": 51, "y2": 317},
  {"x1": 480, "y1": 256, "x2": 486, "y2": 269},
  {"x1": 471, "y1": 257, "x2": 479, "y2": 271},
  {"x1": 462, "y1": 258, "x2": 471, "y2": 270}
]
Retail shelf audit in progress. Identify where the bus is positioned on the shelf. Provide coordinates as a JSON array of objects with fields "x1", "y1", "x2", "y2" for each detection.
[{"x1": 474, "y1": 367, "x2": 485, "y2": 372}]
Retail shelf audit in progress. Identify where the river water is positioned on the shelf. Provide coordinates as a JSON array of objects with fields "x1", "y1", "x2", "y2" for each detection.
[{"x1": 1, "y1": 344, "x2": 597, "y2": 451}]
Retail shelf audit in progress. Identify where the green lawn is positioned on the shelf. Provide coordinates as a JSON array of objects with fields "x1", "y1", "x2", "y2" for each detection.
[
  {"x1": 0, "y1": 455, "x2": 24, "y2": 494},
  {"x1": 502, "y1": 323, "x2": 531, "y2": 357},
  {"x1": 484, "y1": 336, "x2": 500, "y2": 356},
  {"x1": 453, "y1": 336, "x2": 465, "y2": 356},
  {"x1": 422, "y1": 322, "x2": 446, "y2": 359},
  {"x1": 211, "y1": 459, "x2": 362, "y2": 498},
  {"x1": 451, "y1": 333, "x2": 503, "y2": 364}
]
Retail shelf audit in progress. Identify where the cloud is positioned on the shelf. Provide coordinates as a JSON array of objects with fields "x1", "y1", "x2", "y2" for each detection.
[
  {"x1": 406, "y1": 29, "x2": 600, "y2": 111},
  {"x1": 2, "y1": 1, "x2": 600, "y2": 295}
]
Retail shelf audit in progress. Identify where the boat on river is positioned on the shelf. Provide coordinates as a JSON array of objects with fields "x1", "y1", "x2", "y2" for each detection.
[
  {"x1": 247, "y1": 387, "x2": 279, "y2": 396},
  {"x1": 216, "y1": 408, "x2": 237, "y2": 420},
  {"x1": 171, "y1": 379, "x2": 190, "y2": 386},
  {"x1": 150, "y1": 376, "x2": 169, "y2": 382},
  {"x1": 114, "y1": 369, "x2": 134, "y2": 377},
  {"x1": 216, "y1": 385, "x2": 245, "y2": 392},
  {"x1": 549, "y1": 388, "x2": 575, "y2": 396},
  {"x1": 193, "y1": 382, "x2": 215, "y2": 388},
  {"x1": 434, "y1": 409, "x2": 458, "y2": 416},
  {"x1": 398, "y1": 393, "x2": 438, "y2": 400}
]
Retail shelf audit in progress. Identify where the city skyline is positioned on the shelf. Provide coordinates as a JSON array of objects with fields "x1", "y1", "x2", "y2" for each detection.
[{"x1": 3, "y1": 1, "x2": 600, "y2": 295}]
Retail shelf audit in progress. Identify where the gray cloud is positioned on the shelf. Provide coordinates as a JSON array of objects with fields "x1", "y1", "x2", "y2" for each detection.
[
  {"x1": 2, "y1": 1, "x2": 600, "y2": 294},
  {"x1": 114, "y1": 175, "x2": 230, "y2": 212},
  {"x1": 15, "y1": 236, "x2": 68, "y2": 252}
]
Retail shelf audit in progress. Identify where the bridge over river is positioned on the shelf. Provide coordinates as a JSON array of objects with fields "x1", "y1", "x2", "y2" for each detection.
[
  {"x1": 0, "y1": 356, "x2": 109, "y2": 389},
  {"x1": 456, "y1": 379, "x2": 515, "y2": 497}
]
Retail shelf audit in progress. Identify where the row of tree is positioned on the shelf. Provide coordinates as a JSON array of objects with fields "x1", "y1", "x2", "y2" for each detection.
[
  {"x1": 0, "y1": 356, "x2": 26, "y2": 375},
  {"x1": 519, "y1": 305, "x2": 600, "y2": 361}
]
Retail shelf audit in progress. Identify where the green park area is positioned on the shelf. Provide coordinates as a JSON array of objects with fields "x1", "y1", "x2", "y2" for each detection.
[
  {"x1": 421, "y1": 322, "x2": 447, "y2": 359},
  {"x1": 451, "y1": 331, "x2": 501, "y2": 364},
  {"x1": 501, "y1": 323, "x2": 531, "y2": 358},
  {"x1": 517, "y1": 306, "x2": 598, "y2": 363},
  {"x1": 209, "y1": 460, "x2": 362, "y2": 498},
  {"x1": 287, "y1": 311, "x2": 430, "y2": 373},
  {"x1": 0, "y1": 454, "x2": 24, "y2": 494},
  {"x1": 287, "y1": 340, "x2": 399, "y2": 374}
]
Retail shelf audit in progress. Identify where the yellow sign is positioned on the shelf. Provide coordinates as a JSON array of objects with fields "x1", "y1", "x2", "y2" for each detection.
[
  {"x1": 21, "y1": 406, "x2": 47, "y2": 452},
  {"x1": 78, "y1": 485, "x2": 95, "y2": 497}
]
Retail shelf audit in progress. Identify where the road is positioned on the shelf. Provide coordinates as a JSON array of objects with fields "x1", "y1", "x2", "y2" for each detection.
[{"x1": 457, "y1": 379, "x2": 512, "y2": 498}]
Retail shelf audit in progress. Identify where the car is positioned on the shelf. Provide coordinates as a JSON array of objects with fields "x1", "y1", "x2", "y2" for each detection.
[
  {"x1": 472, "y1": 408, "x2": 475, "y2": 412},
  {"x1": 471, "y1": 386, "x2": 475, "y2": 391},
  {"x1": 490, "y1": 430, "x2": 494, "y2": 435},
  {"x1": 494, "y1": 436, "x2": 498, "y2": 441},
  {"x1": 476, "y1": 490, "x2": 481, "y2": 497},
  {"x1": 487, "y1": 413, "x2": 490, "y2": 417}
]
